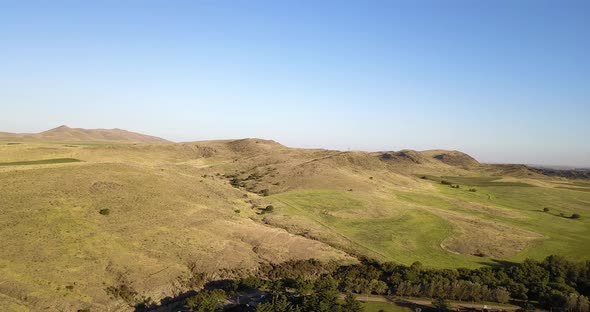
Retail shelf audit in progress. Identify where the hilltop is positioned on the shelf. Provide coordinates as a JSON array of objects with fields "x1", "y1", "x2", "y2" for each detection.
[
  {"x1": 0, "y1": 137, "x2": 588, "y2": 311},
  {"x1": 0, "y1": 125, "x2": 170, "y2": 143}
]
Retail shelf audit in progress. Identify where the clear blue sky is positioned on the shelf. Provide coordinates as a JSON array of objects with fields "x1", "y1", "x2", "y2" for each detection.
[{"x1": 1, "y1": 1, "x2": 589, "y2": 166}]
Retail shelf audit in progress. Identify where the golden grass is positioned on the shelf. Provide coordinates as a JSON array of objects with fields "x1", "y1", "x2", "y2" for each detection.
[{"x1": 0, "y1": 140, "x2": 588, "y2": 310}]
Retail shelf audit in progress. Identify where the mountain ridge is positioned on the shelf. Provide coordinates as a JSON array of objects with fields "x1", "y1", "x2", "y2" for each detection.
[{"x1": 0, "y1": 125, "x2": 170, "y2": 143}]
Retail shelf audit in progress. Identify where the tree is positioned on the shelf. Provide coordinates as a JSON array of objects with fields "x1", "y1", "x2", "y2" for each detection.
[
  {"x1": 432, "y1": 297, "x2": 450, "y2": 312},
  {"x1": 567, "y1": 294, "x2": 579, "y2": 312},
  {"x1": 184, "y1": 289, "x2": 225, "y2": 312},
  {"x1": 342, "y1": 292, "x2": 362, "y2": 312},
  {"x1": 578, "y1": 295, "x2": 590, "y2": 312},
  {"x1": 566, "y1": 294, "x2": 590, "y2": 312},
  {"x1": 302, "y1": 275, "x2": 341, "y2": 312},
  {"x1": 294, "y1": 277, "x2": 314, "y2": 296},
  {"x1": 256, "y1": 294, "x2": 293, "y2": 312},
  {"x1": 492, "y1": 287, "x2": 511, "y2": 304},
  {"x1": 516, "y1": 302, "x2": 536, "y2": 312},
  {"x1": 370, "y1": 279, "x2": 389, "y2": 295}
]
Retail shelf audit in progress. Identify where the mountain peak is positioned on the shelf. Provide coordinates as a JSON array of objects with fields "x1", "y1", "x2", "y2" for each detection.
[{"x1": 51, "y1": 125, "x2": 71, "y2": 130}]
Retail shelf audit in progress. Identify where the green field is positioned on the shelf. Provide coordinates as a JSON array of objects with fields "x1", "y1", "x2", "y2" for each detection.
[
  {"x1": 271, "y1": 176, "x2": 590, "y2": 268},
  {"x1": 435, "y1": 179, "x2": 590, "y2": 262}
]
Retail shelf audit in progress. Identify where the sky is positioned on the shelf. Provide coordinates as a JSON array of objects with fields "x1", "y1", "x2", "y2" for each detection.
[{"x1": 0, "y1": 1, "x2": 589, "y2": 167}]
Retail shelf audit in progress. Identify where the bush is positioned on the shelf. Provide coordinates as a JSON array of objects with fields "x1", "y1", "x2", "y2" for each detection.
[
  {"x1": 543, "y1": 207, "x2": 550, "y2": 212},
  {"x1": 229, "y1": 177, "x2": 241, "y2": 188},
  {"x1": 234, "y1": 209, "x2": 240, "y2": 214},
  {"x1": 260, "y1": 189, "x2": 270, "y2": 196},
  {"x1": 468, "y1": 188, "x2": 477, "y2": 192},
  {"x1": 441, "y1": 180, "x2": 452, "y2": 185},
  {"x1": 99, "y1": 209, "x2": 110, "y2": 215},
  {"x1": 571, "y1": 213, "x2": 581, "y2": 219},
  {"x1": 265, "y1": 205, "x2": 274, "y2": 212}
]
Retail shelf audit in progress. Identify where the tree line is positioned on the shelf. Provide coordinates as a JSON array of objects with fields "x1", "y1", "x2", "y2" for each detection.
[{"x1": 138, "y1": 255, "x2": 590, "y2": 311}]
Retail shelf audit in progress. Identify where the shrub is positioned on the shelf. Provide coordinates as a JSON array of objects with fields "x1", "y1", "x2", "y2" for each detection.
[
  {"x1": 571, "y1": 213, "x2": 581, "y2": 219},
  {"x1": 234, "y1": 209, "x2": 240, "y2": 214},
  {"x1": 229, "y1": 177, "x2": 241, "y2": 188},
  {"x1": 265, "y1": 205, "x2": 274, "y2": 212},
  {"x1": 99, "y1": 209, "x2": 110, "y2": 215},
  {"x1": 543, "y1": 207, "x2": 550, "y2": 212},
  {"x1": 468, "y1": 188, "x2": 477, "y2": 192},
  {"x1": 441, "y1": 180, "x2": 452, "y2": 185},
  {"x1": 474, "y1": 251, "x2": 488, "y2": 257},
  {"x1": 260, "y1": 189, "x2": 270, "y2": 196}
]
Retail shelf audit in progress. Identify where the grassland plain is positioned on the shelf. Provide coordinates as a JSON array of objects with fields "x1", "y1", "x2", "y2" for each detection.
[{"x1": 0, "y1": 139, "x2": 589, "y2": 311}]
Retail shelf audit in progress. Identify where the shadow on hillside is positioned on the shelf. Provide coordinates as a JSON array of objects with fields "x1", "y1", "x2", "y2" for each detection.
[
  {"x1": 141, "y1": 280, "x2": 250, "y2": 312},
  {"x1": 139, "y1": 290, "x2": 197, "y2": 312},
  {"x1": 477, "y1": 258, "x2": 519, "y2": 269},
  {"x1": 389, "y1": 298, "x2": 434, "y2": 311}
]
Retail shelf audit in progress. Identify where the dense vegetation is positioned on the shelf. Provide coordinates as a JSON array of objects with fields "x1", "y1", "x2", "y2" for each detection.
[{"x1": 145, "y1": 255, "x2": 590, "y2": 311}]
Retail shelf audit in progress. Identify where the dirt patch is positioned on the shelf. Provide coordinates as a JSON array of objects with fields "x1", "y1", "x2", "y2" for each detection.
[
  {"x1": 434, "y1": 210, "x2": 543, "y2": 258},
  {"x1": 89, "y1": 181, "x2": 124, "y2": 194},
  {"x1": 447, "y1": 199, "x2": 526, "y2": 219}
]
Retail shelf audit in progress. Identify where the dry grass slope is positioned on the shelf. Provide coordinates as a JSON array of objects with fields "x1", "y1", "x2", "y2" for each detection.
[{"x1": 0, "y1": 132, "x2": 588, "y2": 311}]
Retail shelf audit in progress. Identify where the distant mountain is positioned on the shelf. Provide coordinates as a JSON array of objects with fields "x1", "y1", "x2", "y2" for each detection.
[
  {"x1": 530, "y1": 166, "x2": 590, "y2": 180},
  {"x1": 0, "y1": 125, "x2": 170, "y2": 143}
]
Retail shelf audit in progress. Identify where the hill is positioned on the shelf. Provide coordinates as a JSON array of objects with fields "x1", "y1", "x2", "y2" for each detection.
[
  {"x1": 0, "y1": 125, "x2": 170, "y2": 143},
  {"x1": 0, "y1": 138, "x2": 588, "y2": 311}
]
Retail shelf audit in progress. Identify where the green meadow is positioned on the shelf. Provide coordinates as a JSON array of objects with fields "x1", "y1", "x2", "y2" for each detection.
[{"x1": 271, "y1": 176, "x2": 590, "y2": 268}]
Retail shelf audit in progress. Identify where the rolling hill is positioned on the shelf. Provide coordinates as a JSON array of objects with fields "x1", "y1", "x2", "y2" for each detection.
[
  {"x1": 0, "y1": 134, "x2": 588, "y2": 311},
  {"x1": 0, "y1": 125, "x2": 170, "y2": 143}
]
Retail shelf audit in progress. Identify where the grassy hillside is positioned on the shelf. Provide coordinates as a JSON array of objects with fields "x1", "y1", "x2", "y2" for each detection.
[
  {"x1": 0, "y1": 125, "x2": 169, "y2": 143},
  {"x1": 0, "y1": 140, "x2": 588, "y2": 311}
]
